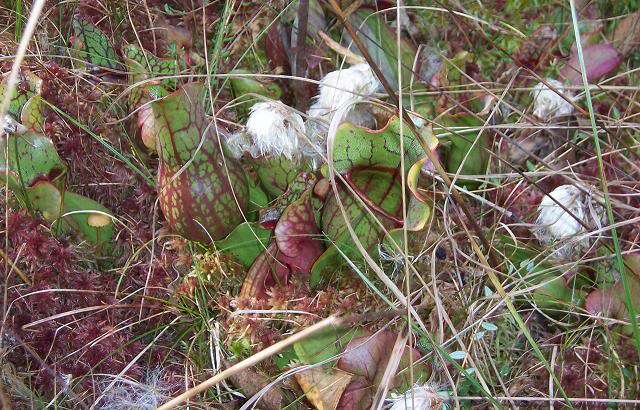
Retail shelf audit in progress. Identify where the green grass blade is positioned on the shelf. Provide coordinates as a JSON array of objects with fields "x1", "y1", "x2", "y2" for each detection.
[
  {"x1": 14, "y1": 0, "x2": 23, "y2": 41},
  {"x1": 569, "y1": 0, "x2": 640, "y2": 355}
]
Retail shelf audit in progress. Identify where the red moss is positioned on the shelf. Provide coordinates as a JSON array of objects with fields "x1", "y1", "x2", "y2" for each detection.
[{"x1": 3, "y1": 57, "x2": 179, "y2": 400}]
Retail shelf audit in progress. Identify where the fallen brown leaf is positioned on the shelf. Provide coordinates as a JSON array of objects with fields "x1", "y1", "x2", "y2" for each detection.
[{"x1": 295, "y1": 367, "x2": 352, "y2": 410}]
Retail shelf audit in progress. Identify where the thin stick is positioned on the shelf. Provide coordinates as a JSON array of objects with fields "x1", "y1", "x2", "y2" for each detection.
[
  {"x1": 157, "y1": 315, "x2": 341, "y2": 409},
  {"x1": 293, "y1": 0, "x2": 311, "y2": 111},
  {"x1": 294, "y1": 0, "x2": 309, "y2": 78},
  {"x1": 0, "y1": 0, "x2": 46, "y2": 117}
]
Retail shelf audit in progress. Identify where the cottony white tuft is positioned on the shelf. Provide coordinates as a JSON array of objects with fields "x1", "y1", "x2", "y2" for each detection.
[
  {"x1": 531, "y1": 79, "x2": 574, "y2": 120},
  {"x1": 243, "y1": 101, "x2": 307, "y2": 160},
  {"x1": 308, "y1": 63, "x2": 380, "y2": 119},
  {"x1": 535, "y1": 184, "x2": 604, "y2": 257},
  {"x1": 307, "y1": 63, "x2": 381, "y2": 143},
  {"x1": 223, "y1": 130, "x2": 253, "y2": 159},
  {"x1": 536, "y1": 185, "x2": 584, "y2": 240},
  {"x1": 96, "y1": 368, "x2": 176, "y2": 410},
  {"x1": 388, "y1": 383, "x2": 444, "y2": 410}
]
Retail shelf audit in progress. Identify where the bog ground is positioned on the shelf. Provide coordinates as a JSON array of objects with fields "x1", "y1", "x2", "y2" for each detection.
[{"x1": 1, "y1": 0, "x2": 639, "y2": 409}]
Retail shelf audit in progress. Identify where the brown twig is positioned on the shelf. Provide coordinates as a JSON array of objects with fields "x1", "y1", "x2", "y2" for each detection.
[
  {"x1": 344, "y1": 168, "x2": 404, "y2": 226},
  {"x1": 294, "y1": 0, "x2": 309, "y2": 77}
]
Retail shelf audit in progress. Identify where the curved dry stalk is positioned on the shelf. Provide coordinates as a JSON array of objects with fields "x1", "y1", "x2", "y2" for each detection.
[
  {"x1": 372, "y1": 331, "x2": 407, "y2": 409},
  {"x1": 317, "y1": 30, "x2": 365, "y2": 65}
]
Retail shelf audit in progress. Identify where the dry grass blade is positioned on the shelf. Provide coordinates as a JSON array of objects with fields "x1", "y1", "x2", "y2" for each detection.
[
  {"x1": 371, "y1": 331, "x2": 407, "y2": 409},
  {"x1": 318, "y1": 31, "x2": 365, "y2": 65},
  {"x1": 0, "y1": 248, "x2": 29, "y2": 285}
]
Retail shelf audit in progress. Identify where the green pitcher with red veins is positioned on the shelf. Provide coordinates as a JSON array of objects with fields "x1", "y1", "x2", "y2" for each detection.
[{"x1": 151, "y1": 83, "x2": 249, "y2": 242}]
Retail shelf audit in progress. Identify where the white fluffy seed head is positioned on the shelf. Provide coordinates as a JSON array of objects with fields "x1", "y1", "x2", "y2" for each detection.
[
  {"x1": 536, "y1": 185, "x2": 584, "y2": 240},
  {"x1": 531, "y1": 78, "x2": 574, "y2": 121},
  {"x1": 223, "y1": 131, "x2": 252, "y2": 159},
  {"x1": 244, "y1": 101, "x2": 306, "y2": 161},
  {"x1": 535, "y1": 184, "x2": 604, "y2": 257},
  {"x1": 388, "y1": 383, "x2": 444, "y2": 410},
  {"x1": 305, "y1": 63, "x2": 380, "y2": 159},
  {"x1": 307, "y1": 63, "x2": 380, "y2": 124}
]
